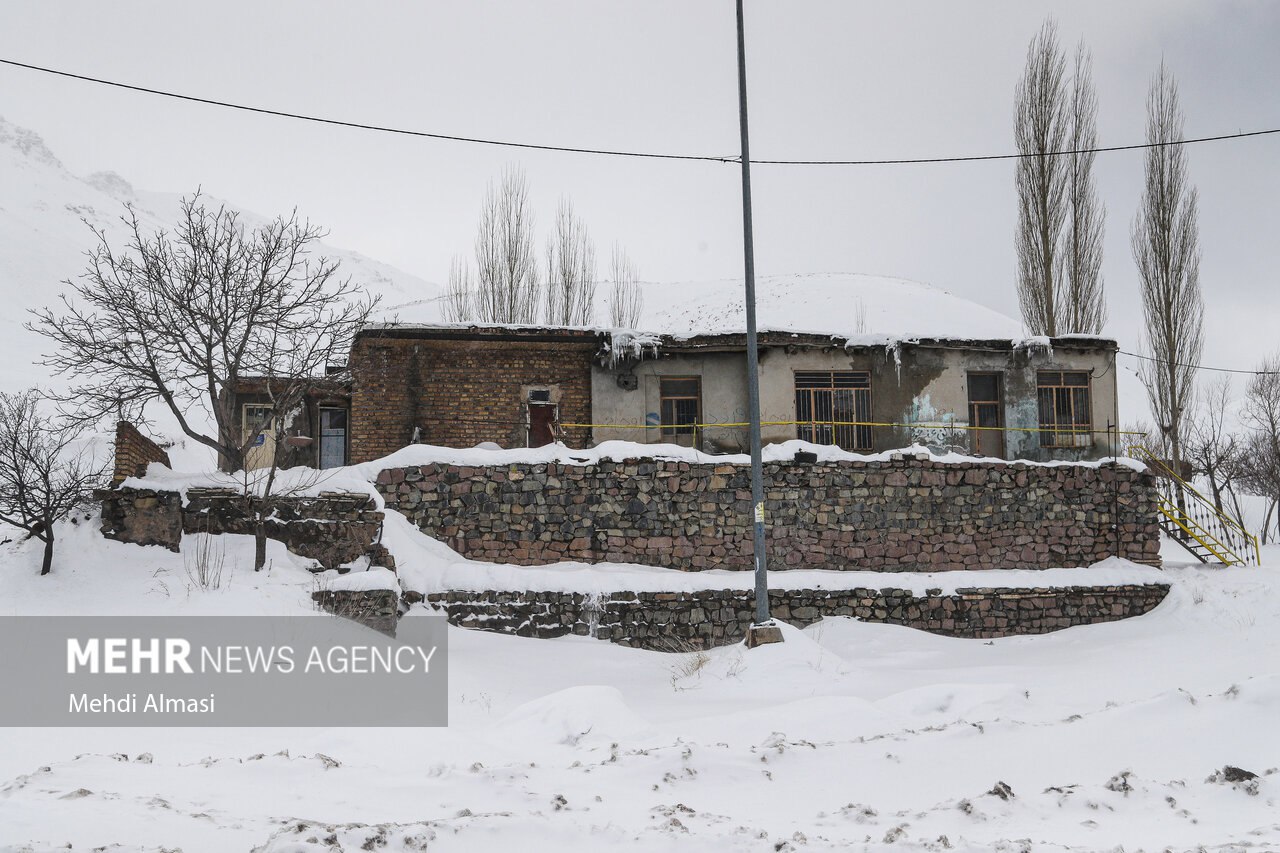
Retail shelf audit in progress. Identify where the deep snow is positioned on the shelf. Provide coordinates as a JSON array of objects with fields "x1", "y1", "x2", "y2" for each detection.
[{"x1": 0, "y1": 513, "x2": 1277, "y2": 852}]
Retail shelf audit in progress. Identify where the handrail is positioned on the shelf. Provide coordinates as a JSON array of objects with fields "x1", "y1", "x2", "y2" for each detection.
[
  {"x1": 1156, "y1": 501, "x2": 1241, "y2": 565},
  {"x1": 1127, "y1": 444, "x2": 1261, "y2": 566}
]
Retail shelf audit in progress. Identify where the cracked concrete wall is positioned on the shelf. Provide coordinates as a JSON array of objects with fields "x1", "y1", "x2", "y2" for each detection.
[{"x1": 592, "y1": 343, "x2": 1118, "y2": 462}]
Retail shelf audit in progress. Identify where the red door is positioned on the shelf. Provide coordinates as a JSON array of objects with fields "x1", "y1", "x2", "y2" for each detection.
[{"x1": 528, "y1": 404, "x2": 557, "y2": 447}]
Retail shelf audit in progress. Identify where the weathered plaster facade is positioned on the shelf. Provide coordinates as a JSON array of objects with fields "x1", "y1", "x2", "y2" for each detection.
[{"x1": 593, "y1": 334, "x2": 1119, "y2": 462}]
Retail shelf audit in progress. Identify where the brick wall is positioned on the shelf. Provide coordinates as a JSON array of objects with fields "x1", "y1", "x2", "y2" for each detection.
[
  {"x1": 111, "y1": 421, "x2": 172, "y2": 485},
  {"x1": 348, "y1": 333, "x2": 596, "y2": 462},
  {"x1": 419, "y1": 584, "x2": 1171, "y2": 648},
  {"x1": 377, "y1": 456, "x2": 1161, "y2": 571}
]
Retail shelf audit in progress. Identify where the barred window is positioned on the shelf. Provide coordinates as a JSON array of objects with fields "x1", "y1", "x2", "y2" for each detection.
[
  {"x1": 1037, "y1": 371, "x2": 1093, "y2": 448},
  {"x1": 795, "y1": 371, "x2": 872, "y2": 450},
  {"x1": 660, "y1": 377, "x2": 701, "y2": 437}
]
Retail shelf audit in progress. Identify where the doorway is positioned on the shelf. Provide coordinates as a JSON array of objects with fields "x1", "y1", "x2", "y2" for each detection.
[
  {"x1": 967, "y1": 372, "x2": 1005, "y2": 459},
  {"x1": 318, "y1": 407, "x2": 348, "y2": 469},
  {"x1": 527, "y1": 403, "x2": 557, "y2": 447}
]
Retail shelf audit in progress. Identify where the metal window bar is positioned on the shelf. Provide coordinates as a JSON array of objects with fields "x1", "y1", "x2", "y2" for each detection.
[
  {"x1": 795, "y1": 371, "x2": 872, "y2": 450},
  {"x1": 1037, "y1": 372, "x2": 1093, "y2": 448}
]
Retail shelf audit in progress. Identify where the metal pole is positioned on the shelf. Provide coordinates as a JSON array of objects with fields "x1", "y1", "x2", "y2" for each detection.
[{"x1": 735, "y1": 0, "x2": 772, "y2": 631}]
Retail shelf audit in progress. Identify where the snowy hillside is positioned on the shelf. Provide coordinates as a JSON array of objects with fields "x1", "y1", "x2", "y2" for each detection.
[{"x1": 0, "y1": 116, "x2": 439, "y2": 394}]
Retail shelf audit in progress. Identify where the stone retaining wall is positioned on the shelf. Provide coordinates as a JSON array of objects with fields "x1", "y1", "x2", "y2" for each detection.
[
  {"x1": 312, "y1": 589, "x2": 399, "y2": 635},
  {"x1": 98, "y1": 487, "x2": 391, "y2": 570},
  {"x1": 378, "y1": 455, "x2": 1160, "y2": 572},
  {"x1": 417, "y1": 583, "x2": 1170, "y2": 648}
]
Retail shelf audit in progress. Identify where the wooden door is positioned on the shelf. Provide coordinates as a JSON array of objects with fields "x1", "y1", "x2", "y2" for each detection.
[
  {"x1": 528, "y1": 404, "x2": 557, "y2": 448},
  {"x1": 967, "y1": 373, "x2": 1005, "y2": 459}
]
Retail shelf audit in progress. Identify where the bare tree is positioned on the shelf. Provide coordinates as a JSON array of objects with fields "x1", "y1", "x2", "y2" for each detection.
[
  {"x1": 442, "y1": 255, "x2": 474, "y2": 323},
  {"x1": 608, "y1": 244, "x2": 644, "y2": 328},
  {"x1": 1014, "y1": 20, "x2": 1106, "y2": 336},
  {"x1": 1186, "y1": 377, "x2": 1245, "y2": 513},
  {"x1": 1014, "y1": 18, "x2": 1068, "y2": 337},
  {"x1": 0, "y1": 390, "x2": 108, "y2": 575},
  {"x1": 1239, "y1": 433, "x2": 1280, "y2": 544},
  {"x1": 473, "y1": 166, "x2": 540, "y2": 324},
  {"x1": 30, "y1": 193, "x2": 376, "y2": 569},
  {"x1": 1132, "y1": 62, "x2": 1204, "y2": 482},
  {"x1": 544, "y1": 198, "x2": 597, "y2": 325},
  {"x1": 1239, "y1": 356, "x2": 1280, "y2": 540},
  {"x1": 1063, "y1": 42, "x2": 1106, "y2": 334}
]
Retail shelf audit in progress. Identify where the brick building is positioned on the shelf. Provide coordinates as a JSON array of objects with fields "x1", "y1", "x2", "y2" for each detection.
[
  {"x1": 346, "y1": 325, "x2": 597, "y2": 463},
  {"x1": 226, "y1": 322, "x2": 1122, "y2": 468}
]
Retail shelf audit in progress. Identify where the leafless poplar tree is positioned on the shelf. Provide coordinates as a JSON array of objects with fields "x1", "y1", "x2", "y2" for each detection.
[
  {"x1": 1014, "y1": 18, "x2": 1068, "y2": 336},
  {"x1": 1014, "y1": 20, "x2": 1107, "y2": 336},
  {"x1": 0, "y1": 390, "x2": 108, "y2": 575},
  {"x1": 442, "y1": 255, "x2": 474, "y2": 322},
  {"x1": 1132, "y1": 63, "x2": 1204, "y2": 477},
  {"x1": 30, "y1": 193, "x2": 376, "y2": 569},
  {"x1": 544, "y1": 198, "x2": 597, "y2": 325},
  {"x1": 473, "y1": 166, "x2": 540, "y2": 324},
  {"x1": 608, "y1": 244, "x2": 644, "y2": 328},
  {"x1": 1063, "y1": 42, "x2": 1106, "y2": 334}
]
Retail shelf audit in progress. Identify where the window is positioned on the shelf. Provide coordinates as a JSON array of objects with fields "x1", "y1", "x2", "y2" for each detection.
[
  {"x1": 1037, "y1": 371, "x2": 1093, "y2": 448},
  {"x1": 795, "y1": 371, "x2": 872, "y2": 450},
  {"x1": 659, "y1": 377, "x2": 701, "y2": 439},
  {"x1": 242, "y1": 404, "x2": 273, "y2": 445}
]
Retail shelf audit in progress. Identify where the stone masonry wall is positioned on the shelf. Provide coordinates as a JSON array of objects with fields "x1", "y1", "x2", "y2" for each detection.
[
  {"x1": 417, "y1": 584, "x2": 1170, "y2": 648},
  {"x1": 312, "y1": 589, "x2": 399, "y2": 636},
  {"x1": 111, "y1": 421, "x2": 172, "y2": 486},
  {"x1": 348, "y1": 334, "x2": 596, "y2": 462},
  {"x1": 99, "y1": 487, "x2": 391, "y2": 570},
  {"x1": 378, "y1": 456, "x2": 1161, "y2": 572}
]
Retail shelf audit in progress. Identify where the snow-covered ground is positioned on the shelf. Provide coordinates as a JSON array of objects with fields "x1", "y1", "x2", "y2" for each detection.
[
  {"x1": 0, "y1": 513, "x2": 1277, "y2": 852},
  {"x1": 2, "y1": 112, "x2": 1274, "y2": 852}
]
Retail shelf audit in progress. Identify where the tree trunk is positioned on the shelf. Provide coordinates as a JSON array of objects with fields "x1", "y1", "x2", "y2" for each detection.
[
  {"x1": 40, "y1": 533, "x2": 53, "y2": 576},
  {"x1": 254, "y1": 518, "x2": 267, "y2": 571}
]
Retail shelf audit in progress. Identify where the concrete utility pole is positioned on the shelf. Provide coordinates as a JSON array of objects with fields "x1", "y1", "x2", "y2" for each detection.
[{"x1": 735, "y1": 0, "x2": 783, "y2": 648}]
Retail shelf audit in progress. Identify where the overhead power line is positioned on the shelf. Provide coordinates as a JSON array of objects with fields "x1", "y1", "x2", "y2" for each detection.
[
  {"x1": 0, "y1": 58, "x2": 735, "y2": 164},
  {"x1": 2, "y1": 56, "x2": 1277, "y2": 167},
  {"x1": 1119, "y1": 350, "x2": 1280, "y2": 376}
]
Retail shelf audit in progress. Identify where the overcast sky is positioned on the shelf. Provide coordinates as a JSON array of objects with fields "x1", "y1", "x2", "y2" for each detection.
[{"x1": 1, "y1": 1, "x2": 1277, "y2": 406}]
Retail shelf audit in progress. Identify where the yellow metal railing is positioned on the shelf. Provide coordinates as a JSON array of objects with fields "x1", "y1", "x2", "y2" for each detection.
[{"x1": 1128, "y1": 444, "x2": 1261, "y2": 567}]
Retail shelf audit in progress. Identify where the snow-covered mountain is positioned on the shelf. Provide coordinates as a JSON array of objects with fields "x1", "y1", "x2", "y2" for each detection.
[{"x1": 0, "y1": 116, "x2": 440, "y2": 394}]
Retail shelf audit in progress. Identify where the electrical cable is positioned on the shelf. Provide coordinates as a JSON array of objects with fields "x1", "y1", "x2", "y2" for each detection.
[
  {"x1": 2, "y1": 57, "x2": 1276, "y2": 167},
  {"x1": 1118, "y1": 350, "x2": 1280, "y2": 376}
]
